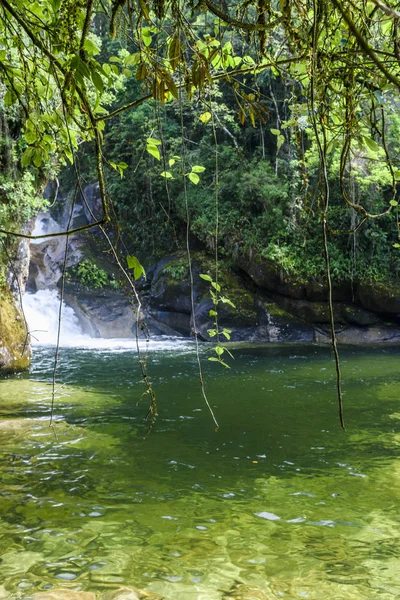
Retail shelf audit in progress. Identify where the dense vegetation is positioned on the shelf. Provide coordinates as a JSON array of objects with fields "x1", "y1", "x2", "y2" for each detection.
[
  {"x1": 1, "y1": 0, "x2": 400, "y2": 288},
  {"x1": 68, "y1": 69, "x2": 400, "y2": 285}
]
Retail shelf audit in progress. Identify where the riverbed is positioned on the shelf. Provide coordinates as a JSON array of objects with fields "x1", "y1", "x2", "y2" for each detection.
[{"x1": 0, "y1": 343, "x2": 400, "y2": 599}]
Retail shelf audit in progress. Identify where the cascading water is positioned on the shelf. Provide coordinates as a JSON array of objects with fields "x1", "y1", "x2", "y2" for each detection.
[
  {"x1": 23, "y1": 289, "x2": 91, "y2": 347},
  {"x1": 22, "y1": 289, "x2": 193, "y2": 351}
]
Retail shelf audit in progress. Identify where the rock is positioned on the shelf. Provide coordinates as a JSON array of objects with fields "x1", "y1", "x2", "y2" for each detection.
[
  {"x1": 0, "y1": 418, "x2": 37, "y2": 432},
  {"x1": 101, "y1": 587, "x2": 163, "y2": 600},
  {"x1": 223, "y1": 583, "x2": 274, "y2": 599},
  {"x1": 146, "y1": 310, "x2": 190, "y2": 336},
  {"x1": 0, "y1": 550, "x2": 43, "y2": 575},
  {"x1": 149, "y1": 256, "x2": 193, "y2": 314},
  {"x1": 64, "y1": 287, "x2": 137, "y2": 338},
  {"x1": 28, "y1": 235, "x2": 84, "y2": 291},
  {"x1": 32, "y1": 591, "x2": 96, "y2": 600},
  {"x1": 238, "y1": 251, "x2": 353, "y2": 302},
  {"x1": 340, "y1": 304, "x2": 380, "y2": 326},
  {"x1": 101, "y1": 589, "x2": 140, "y2": 600},
  {"x1": 0, "y1": 286, "x2": 30, "y2": 373},
  {"x1": 81, "y1": 182, "x2": 104, "y2": 223},
  {"x1": 238, "y1": 252, "x2": 306, "y2": 300},
  {"x1": 314, "y1": 325, "x2": 400, "y2": 344},
  {"x1": 0, "y1": 585, "x2": 10, "y2": 599},
  {"x1": 357, "y1": 281, "x2": 400, "y2": 316},
  {"x1": 259, "y1": 301, "x2": 315, "y2": 342}
]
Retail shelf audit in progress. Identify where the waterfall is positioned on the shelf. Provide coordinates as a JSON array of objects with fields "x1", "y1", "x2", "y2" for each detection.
[
  {"x1": 22, "y1": 290, "x2": 193, "y2": 351},
  {"x1": 23, "y1": 289, "x2": 90, "y2": 347}
]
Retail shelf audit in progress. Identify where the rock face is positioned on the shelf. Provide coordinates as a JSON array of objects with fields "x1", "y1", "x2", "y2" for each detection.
[
  {"x1": 0, "y1": 226, "x2": 31, "y2": 374},
  {"x1": 0, "y1": 286, "x2": 30, "y2": 373}
]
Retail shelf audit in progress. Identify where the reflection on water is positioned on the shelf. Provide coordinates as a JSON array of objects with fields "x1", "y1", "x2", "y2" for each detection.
[{"x1": 0, "y1": 344, "x2": 400, "y2": 599}]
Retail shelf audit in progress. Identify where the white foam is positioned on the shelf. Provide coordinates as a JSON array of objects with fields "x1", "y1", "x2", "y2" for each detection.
[{"x1": 22, "y1": 290, "x2": 193, "y2": 352}]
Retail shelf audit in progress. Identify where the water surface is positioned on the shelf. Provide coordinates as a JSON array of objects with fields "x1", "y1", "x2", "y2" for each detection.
[{"x1": 1, "y1": 343, "x2": 400, "y2": 599}]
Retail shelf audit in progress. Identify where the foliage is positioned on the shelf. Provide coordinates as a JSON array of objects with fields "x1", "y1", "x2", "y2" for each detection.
[
  {"x1": 163, "y1": 259, "x2": 188, "y2": 281},
  {"x1": 0, "y1": 171, "x2": 47, "y2": 227},
  {"x1": 68, "y1": 259, "x2": 111, "y2": 289},
  {"x1": 200, "y1": 272, "x2": 235, "y2": 368},
  {"x1": 1, "y1": 0, "x2": 398, "y2": 290}
]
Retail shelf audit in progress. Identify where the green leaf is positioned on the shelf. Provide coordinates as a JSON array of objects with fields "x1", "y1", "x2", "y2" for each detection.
[
  {"x1": 223, "y1": 40, "x2": 233, "y2": 54},
  {"x1": 199, "y1": 273, "x2": 212, "y2": 282},
  {"x1": 84, "y1": 39, "x2": 100, "y2": 56},
  {"x1": 21, "y1": 147, "x2": 34, "y2": 167},
  {"x1": 390, "y1": 199, "x2": 398, "y2": 206},
  {"x1": 146, "y1": 145, "x2": 161, "y2": 160},
  {"x1": 33, "y1": 149, "x2": 42, "y2": 167},
  {"x1": 209, "y1": 357, "x2": 230, "y2": 368},
  {"x1": 146, "y1": 138, "x2": 162, "y2": 145},
  {"x1": 220, "y1": 297, "x2": 236, "y2": 308},
  {"x1": 209, "y1": 309, "x2": 217, "y2": 317},
  {"x1": 91, "y1": 70, "x2": 104, "y2": 93},
  {"x1": 168, "y1": 158, "x2": 175, "y2": 167},
  {"x1": 127, "y1": 255, "x2": 146, "y2": 280},
  {"x1": 77, "y1": 57, "x2": 91, "y2": 79},
  {"x1": 188, "y1": 172, "x2": 200, "y2": 185},
  {"x1": 270, "y1": 128, "x2": 280, "y2": 136},
  {"x1": 4, "y1": 90, "x2": 13, "y2": 106},
  {"x1": 24, "y1": 130, "x2": 37, "y2": 144},
  {"x1": 160, "y1": 171, "x2": 173, "y2": 178},
  {"x1": 192, "y1": 165, "x2": 205, "y2": 173},
  {"x1": 211, "y1": 281, "x2": 221, "y2": 292},
  {"x1": 199, "y1": 112, "x2": 212, "y2": 124},
  {"x1": 363, "y1": 136, "x2": 380, "y2": 153},
  {"x1": 215, "y1": 345, "x2": 224, "y2": 356},
  {"x1": 207, "y1": 329, "x2": 217, "y2": 337},
  {"x1": 393, "y1": 170, "x2": 400, "y2": 180},
  {"x1": 141, "y1": 28, "x2": 152, "y2": 46},
  {"x1": 125, "y1": 53, "x2": 140, "y2": 67}
]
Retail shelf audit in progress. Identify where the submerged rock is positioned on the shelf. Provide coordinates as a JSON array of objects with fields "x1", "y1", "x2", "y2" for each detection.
[
  {"x1": 32, "y1": 591, "x2": 96, "y2": 600},
  {"x1": 223, "y1": 583, "x2": 274, "y2": 599},
  {"x1": 101, "y1": 586, "x2": 163, "y2": 599}
]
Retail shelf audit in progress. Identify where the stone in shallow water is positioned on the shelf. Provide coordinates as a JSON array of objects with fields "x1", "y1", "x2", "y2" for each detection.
[
  {"x1": 223, "y1": 583, "x2": 274, "y2": 599},
  {"x1": 100, "y1": 587, "x2": 162, "y2": 600},
  {"x1": 32, "y1": 591, "x2": 96, "y2": 600},
  {"x1": 0, "y1": 550, "x2": 43, "y2": 575}
]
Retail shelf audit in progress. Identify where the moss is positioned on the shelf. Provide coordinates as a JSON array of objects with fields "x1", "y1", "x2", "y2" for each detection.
[
  {"x1": 162, "y1": 258, "x2": 189, "y2": 281},
  {"x1": 0, "y1": 285, "x2": 30, "y2": 375},
  {"x1": 263, "y1": 302, "x2": 290, "y2": 319}
]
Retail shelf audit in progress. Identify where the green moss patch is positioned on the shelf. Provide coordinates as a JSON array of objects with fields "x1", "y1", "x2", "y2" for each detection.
[{"x1": 0, "y1": 286, "x2": 30, "y2": 374}]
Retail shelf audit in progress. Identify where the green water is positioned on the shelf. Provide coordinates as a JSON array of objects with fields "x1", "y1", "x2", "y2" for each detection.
[{"x1": 1, "y1": 343, "x2": 400, "y2": 599}]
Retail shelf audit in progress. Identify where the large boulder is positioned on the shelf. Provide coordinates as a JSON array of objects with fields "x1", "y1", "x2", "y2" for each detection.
[{"x1": 357, "y1": 281, "x2": 400, "y2": 316}]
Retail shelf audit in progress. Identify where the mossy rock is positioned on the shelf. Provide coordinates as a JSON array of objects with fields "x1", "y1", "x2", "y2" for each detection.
[
  {"x1": 0, "y1": 286, "x2": 30, "y2": 374},
  {"x1": 357, "y1": 281, "x2": 400, "y2": 317},
  {"x1": 269, "y1": 295, "x2": 346, "y2": 324}
]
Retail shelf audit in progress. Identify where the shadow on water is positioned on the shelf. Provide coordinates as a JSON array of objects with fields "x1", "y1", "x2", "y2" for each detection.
[{"x1": 1, "y1": 343, "x2": 400, "y2": 598}]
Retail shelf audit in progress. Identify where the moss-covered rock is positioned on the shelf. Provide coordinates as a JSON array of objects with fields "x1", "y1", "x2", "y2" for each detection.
[
  {"x1": 0, "y1": 286, "x2": 30, "y2": 374},
  {"x1": 357, "y1": 281, "x2": 400, "y2": 316}
]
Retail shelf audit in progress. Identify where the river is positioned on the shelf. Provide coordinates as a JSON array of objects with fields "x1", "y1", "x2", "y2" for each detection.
[{"x1": 1, "y1": 340, "x2": 400, "y2": 599}]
